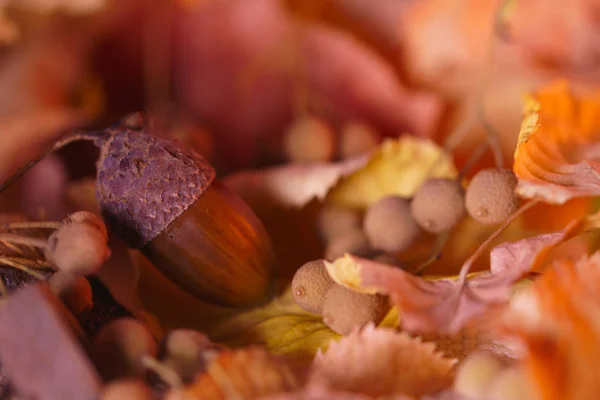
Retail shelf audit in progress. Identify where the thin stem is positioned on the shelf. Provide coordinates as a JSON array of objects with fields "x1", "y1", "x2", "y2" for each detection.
[
  {"x1": 458, "y1": 199, "x2": 540, "y2": 282},
  {"x1": 0, "y1": 257, "x2": 47, "y2": 280},
  {"x1": 0, "y1": 131, "x2": 97, "y2": 194},
  {"x1": 458, "y1": 140, "x2": 489, "y2": 180},
  {"x1": 141, "y1": 356, "x2": 183, "y2": 389},
  {"x1": 0, "y1": 234, "x2": 47, "y2": 249},
  {"x1": 412, "y1": 232, "x2": 449, "y2": 275},
  {"x1": 1, "y1": 221, "x2": 62, "y2": 230}
]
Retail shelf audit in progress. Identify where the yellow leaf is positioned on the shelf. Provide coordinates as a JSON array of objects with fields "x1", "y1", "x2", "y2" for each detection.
[{"x1": 327, "y1": 136, "x2": 457, "y2": 209}]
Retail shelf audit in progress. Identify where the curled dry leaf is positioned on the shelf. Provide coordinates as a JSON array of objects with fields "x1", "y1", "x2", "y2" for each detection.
[
  {"x1": 513, "y1": 81, "x2": 600, "y2": 204},
  {"x1": 180, "y1": 346, "x2": 299, "y2": 400},
  {"x1": 500, "y1": 252, "x2": 600, "y2": 400},
  {"x1": 324, "y1": 238, "x2": 579, "y2": 335},
  {"x1": 310, "y1": 324, "x2": 456, "y2": 398}
]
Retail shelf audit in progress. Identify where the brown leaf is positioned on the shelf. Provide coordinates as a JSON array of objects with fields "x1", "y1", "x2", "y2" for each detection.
[
  {"x1": 181, "y1": 346, "x2": 301, "y2": 400},
  {"x1": 309, "y1": 324, "x2": 456, "y2": 398}
]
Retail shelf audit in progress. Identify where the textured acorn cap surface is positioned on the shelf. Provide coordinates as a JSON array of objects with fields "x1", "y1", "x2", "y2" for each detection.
[
  {"x1": 322, "y1": 285, "x2": 388, "y2": 335},
  {"x1": 465, "y1": 168, "x2": 519, "y2": 224},
  {"x1": 291, "y1": 260, "x2": 335, "y2": 314},
  {"x1": 95, "y1": 129, "x2": 215, "y2": 248},
  {"x1": 411, "y1": 178, "x2": 466, "y2": 233},
  {"x1": 364, "y1": 196, "x2": 420, "y2": 253}
]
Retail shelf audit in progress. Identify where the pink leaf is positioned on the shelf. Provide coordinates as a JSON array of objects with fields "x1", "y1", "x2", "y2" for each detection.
[{"x1": 224, "y1": 155, "x2": 369, "y2": 208}]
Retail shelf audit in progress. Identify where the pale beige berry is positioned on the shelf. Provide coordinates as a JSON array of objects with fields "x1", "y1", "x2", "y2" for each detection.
[
  {"x1": 453, "y1": 352, "x2": 505, "y2": 398},
  {"x1": 339, "y1": 121, "x2": 380, "y2": 159},
  {"x1": 317, "y1": 205, "x2": 361, "y2": 244},
  {"x1": 102, "y1": 379, "x2": 154, "y2": 400},
  {"x1": 291, "y1": 260, "x2": 335, "y2": 314},
  {"x1": 63, "y1": 211, "x2": 108, "y2": 240},
  {"x1": 325, "y1": 228, "x2": 374, "y2": 261},
  {"x1": 411, "y1": 178, "x2": 466, "y2": 233},
  {"x1": 45, "y1": 222, "x2": 110, "y2": 276},
  {"x1": 486, "y1": 366, "x2": 540, "y2": 400},
  {"x1": 162, "y1": 329, "x2": 214, "y2": 382},
  {"x1": 364, "y1": 196, "x2": 420, "y2": 253},
  {"x1": 91, "y1": 318, "x2": 158, "y2": 380},
  {"x1": 283, "y1": 115, "x2": 335, "y2": 163},
  {"x1": 465, "y1": 168, "x2": 519, "y2": 224},
  {"x1": 322, "y1": 285, "x2": 388, "y2": 335},
  {"x1": 49, "y1": 272, "x2": 93, "y2": 314}
]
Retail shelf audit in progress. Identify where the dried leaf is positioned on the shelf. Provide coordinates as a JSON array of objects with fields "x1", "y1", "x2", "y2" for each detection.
[
  {"x1": 501, "y1": 252, "x2": 600, "y2": 400},
  {"x1": 513, "y1": 81, "x2": 600, "y2": 204},
  {"x1": 489, "y1": 218, "x2": 584, "y2": 275},
  {"x1": 325, "y1": 251, "x2": 553, "y2": 335},
  {"x1": 327, "y1": 137, "x2": 457, "y2": 209},
  {"x1": 181, "y1": 346, "x2": 300, "y2": 400},
  {"x1": 261, "y1": 384, "x2": 414, "y2": 400},
  {"x1": 309, "y1": 325, "x2": 456, "y2": 398},
  {"x1": 224, "y1": 155, "x2": 369, "y2": 209}
]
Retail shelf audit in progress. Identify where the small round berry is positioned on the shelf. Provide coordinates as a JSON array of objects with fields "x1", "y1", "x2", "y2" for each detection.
[
  {"x1": 363, "y1": 196, "x2": 420, "y2": 253},
  {"x1": 465, "y1": 168, "x2": 519, "y2": 224},
  {"x1": 49, "y1": 272, "x2": 93, "y2": 314},
  {"x1": 45, "y1": 222, "x2": 110, "y2": 276},
  {"x1": 322, "y1": 285, "x2": 388, "y2": 335},
  {"x1": 102, "y1": 379, "x2": 154, "y2": 400},
  {"x1": 316, "y1": 205, "x2": 361, "y2": 244},
  {"x1": 325, "y1": 229, "x2": 374, "y2": 261},
  {"x1": 91, "y1": 318, "x2": 158, "y2": 380},
  {"x1": 63, "y1": 211, "x2": 108, "y2": 240},
  {"x1": 453, "y1": 352, "x2": 505, "y2": 398},
  {"x1": 410, "y1": 178, "x2": 466, "y2": 233},
  {"x1": 372, "y1": 253, "x2": 405, "y2": 268},
  {"x1": 161, "y1": 329, "x2": 214, "y2": 382},
  {"x1": 339, "y1": 121, "x2": 380, "y2": 159},
  {"x1": 283, "y1": 115, "x2": 335, "y2": 163},
  {"x1": 291, "y1": 260, "x2": 335, "y2": 314}
]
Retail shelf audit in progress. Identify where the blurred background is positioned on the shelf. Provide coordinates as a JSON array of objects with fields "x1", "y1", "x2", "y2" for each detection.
[{"x1": 0, "y1": 0, "x2": 598, "y2": 220}]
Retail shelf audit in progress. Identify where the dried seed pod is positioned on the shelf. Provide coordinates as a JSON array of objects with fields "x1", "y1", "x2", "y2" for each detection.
[
  {"x1": 325, "y1": 228, "x2": 374, "y2": 261},
  {"x1": 95, "y1": 127, "x2": 278, "y2": 308},
  {"x1": 102, "y1": 379, "x2": 154, "y2": 400},
  {"x1": 161, "y1": 329, "x2": 216, "y2": 382},
  {"x1": 364, "y1": 196, "x2": 420, "y2": 253},
  {"x1": 45, "y1": 223, "x2": 110, "y2": 276},
  {"x1": 291, "y1": 260, "x2": 334, "y2": 314},
  {"x1": 283, "y1": 115, "x2": 336, "y2": 163},
  {"x1": 465, "y1": 168, "x2": 519, "y2": 224},
  {"x1": 63, "y1": 211, "x2": 108, "y2": 240},
  {"x1": 91, "y1": 318, "x2": 158, "y2": 381},
  {"x1": 322, "y1": 285, "x2": 388, "y2": 335},
  {"x1": 49, "y1": 272, "x2": 93, "y2": 314},
  {"x1": 339, "y1": 121, "x2": 380, "y2": 159},
  {"x1": 316, "y1": 205, "x2": 361, "y2": 244},
  {"x1": 411, "y1": 178, "x2": 466, "y2": 233}
]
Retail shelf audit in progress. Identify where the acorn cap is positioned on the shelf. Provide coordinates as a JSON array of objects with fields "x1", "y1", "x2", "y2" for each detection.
[{"x1": 95, "y1": 129, "x2": 216, "y2": 248}]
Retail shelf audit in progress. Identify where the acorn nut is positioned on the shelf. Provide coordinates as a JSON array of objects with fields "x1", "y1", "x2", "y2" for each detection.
[{"x1": 93, "y1": 123, "x2": 278, "y2": 308}]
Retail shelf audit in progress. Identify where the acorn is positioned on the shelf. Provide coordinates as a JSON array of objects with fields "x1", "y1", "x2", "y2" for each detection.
[{"x1": 91, "y1": 121, "x2": 278, "y2": 308}]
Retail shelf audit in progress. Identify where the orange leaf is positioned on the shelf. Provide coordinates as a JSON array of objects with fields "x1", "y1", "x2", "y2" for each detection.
[
  {"x1": 180, "y1": 347, "x2": 300, "y2": 400},
  {"x1": 501, "y1": 253, "x2": 600, "y2": 400},
  {"x1": 513, "y1": 80, "x2": 600, "y2": 204}
]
